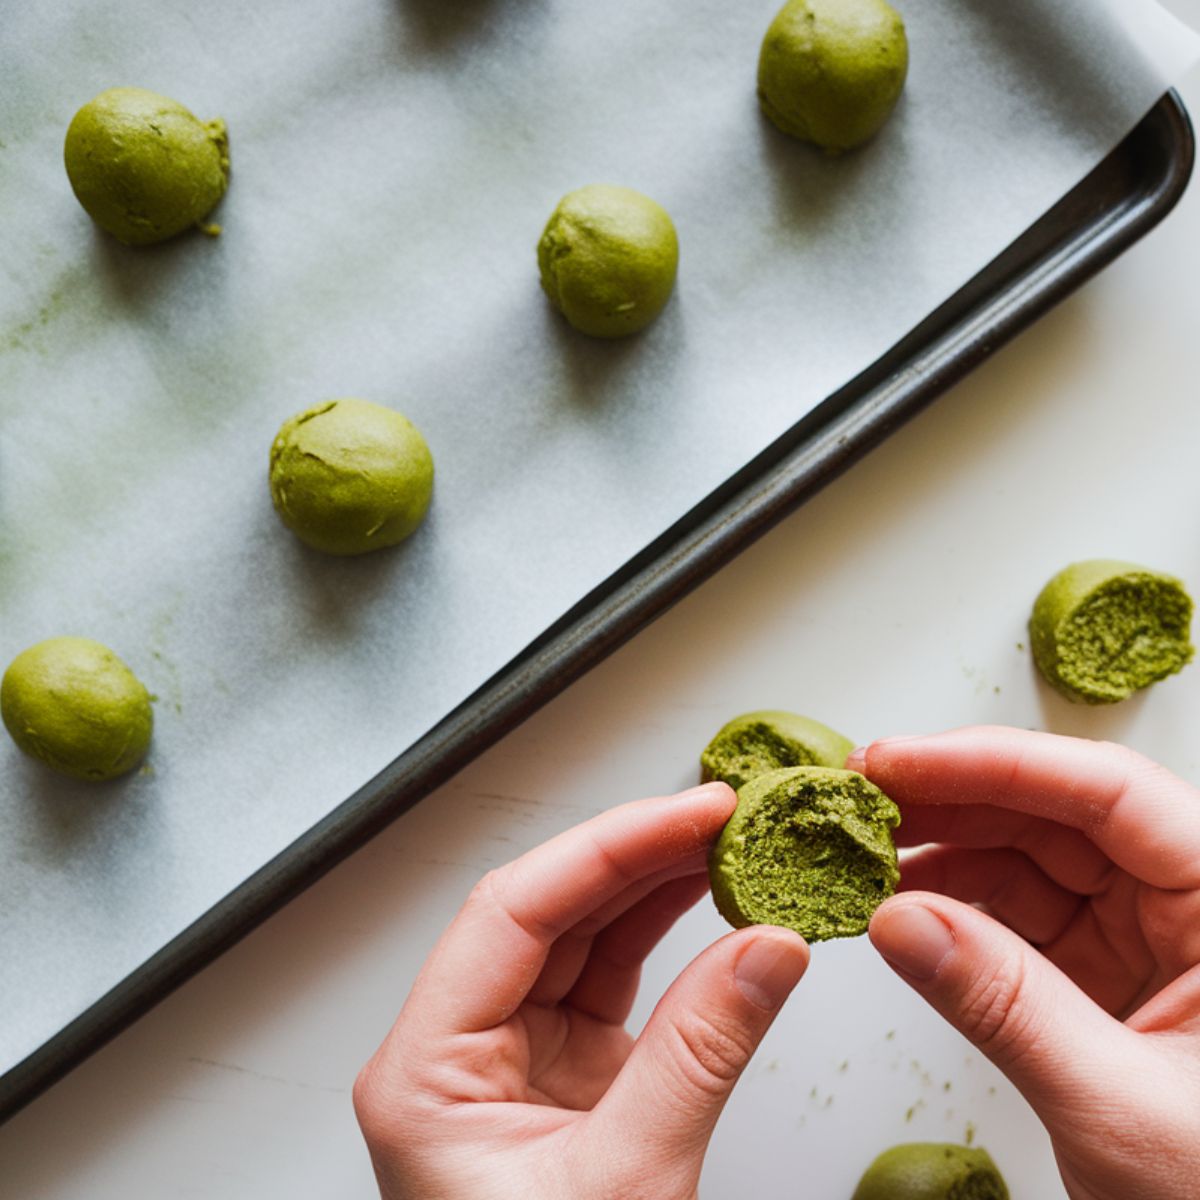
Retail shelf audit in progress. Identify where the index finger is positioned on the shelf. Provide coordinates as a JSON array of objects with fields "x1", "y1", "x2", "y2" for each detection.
[
  {"x1": 853, "y1": 726, "x2": 1200, "y2": 889},
  {"x1": 401, "y1": 782, "x2": 736, "y2": 1037}
]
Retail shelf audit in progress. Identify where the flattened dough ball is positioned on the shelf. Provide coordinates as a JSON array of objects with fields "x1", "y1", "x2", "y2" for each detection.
[
  {"x1": 700, "y1": 710, "x2": 854, "y2": 791},
  {"x1": 269, "y1": 398, "x2": 435, "y2": 557},
  {"x1": 538, "y1": 185, "x2": 679, "y2": 338},
  {"x1": 64, "y1": 87, "x2": 230, "y2": 245},
  {"x1": 852, "y1": 1143, "x2": 1010, "y2": 1200},
  {"x1": 709, "y1": 766, "x2": 899, "y2": 942},
  {"x1": 1, "y1": 637, "x2": 153, "y2": 781},
  {"x1": 758, "y1": 0, "x2": 909, "y2": 153},
  {"x1": 1030, "y1": 559, "x2": 1194, "y2": 704}
]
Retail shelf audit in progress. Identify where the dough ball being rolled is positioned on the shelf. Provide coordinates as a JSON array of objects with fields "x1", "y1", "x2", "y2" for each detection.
[
  {"x1": 1, "y1": 637, "x2": 153, "y2": 781},
  {"x1": 709, "y1": 766, "x2": 899, "y2": 942},
  {"x1": 538, "y1": 185, "x2": 679, "y2": 338},
  {"x1": 269, "y1": 398, "x2": 434, "y2": 557},
  {"x1": 700, "y1": 709, "x2": 854, "y2": 791},
  {"x1": 1029, "y1": 559, "x2": 1194, "y2": 704},
  {"x1": 852, "y1": 1143, "x2": 1010, "y2": 1200},
  {"x1": 758, "y1": 0, "x2": 909, "y2": 153},
  {"x1": 64, "y1": 86, "x2": 229, "y2": 245}
]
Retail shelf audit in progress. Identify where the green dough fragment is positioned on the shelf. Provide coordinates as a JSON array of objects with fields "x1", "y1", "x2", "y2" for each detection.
[
  {"x1": 64, "y1": 86, "x2": 229, "y2": 245},
  {"x1": 1, "y1": 637, "x2": 153, "y2": 782},
  {"x1": 757, "y1": 0, "x2": 909, "y2": 153},
  {"x1": 1029, "y1": 559, "x2": 1194, "y2": 704},
  {"x1": 709, "y1": 766, "x2": 899, "y2": 942},
  {"x1": 852, "y1": 1143, "x2": 1010, "y2": 1200},
  {"x1": 700, "y1": 709, "x2": 854, "y2": 791},
  {"x1": 538, "y1": 184, "x2": 679, "y2": 338},
  {"x1": 269, "y1": 398, "x2": 435, "y2": 557}
]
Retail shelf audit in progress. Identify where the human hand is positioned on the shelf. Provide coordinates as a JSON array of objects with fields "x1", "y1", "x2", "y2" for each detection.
[
  {"x1": 354, "y1": 783, "x2": 810, "y2": 1200},
  {"x1": 849, "y1": 726, "x2": 1200, "y2": 1200}
]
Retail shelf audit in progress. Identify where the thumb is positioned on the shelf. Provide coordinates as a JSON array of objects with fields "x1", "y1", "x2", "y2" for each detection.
[
  {"x1": 596, "y1": 927, "x2": 808, "y2": 1173},
  {"x1": 870, "y1": 894, "x2": 1141, "y2": 1127}
]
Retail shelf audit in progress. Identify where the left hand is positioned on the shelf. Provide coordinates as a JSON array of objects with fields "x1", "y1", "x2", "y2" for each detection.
[{"x1": 354, "y1": 782, "x2": 810, "y2": 1200}]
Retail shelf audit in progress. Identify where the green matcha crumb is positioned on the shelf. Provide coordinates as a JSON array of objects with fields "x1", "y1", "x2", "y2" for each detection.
[{"x1": 965, "y1": 1121, "x2": 977, "y2": 1146}]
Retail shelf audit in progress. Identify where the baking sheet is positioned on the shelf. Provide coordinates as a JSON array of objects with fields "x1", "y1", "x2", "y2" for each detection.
[{"x1": 0, "y1": 0, "x2": 1196, "y2": 1078}]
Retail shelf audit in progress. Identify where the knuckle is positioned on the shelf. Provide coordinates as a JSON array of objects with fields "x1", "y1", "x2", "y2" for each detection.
[
  {"x1": 352, "y1": 1058, "x2": 388, "y2": 1134},
  {"x1": 669, "y1": 1010, "x2": 754, "y2": 1097}
]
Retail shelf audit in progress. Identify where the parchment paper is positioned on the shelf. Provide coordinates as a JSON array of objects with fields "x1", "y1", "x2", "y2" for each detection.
[{"x1": 0, "y1": 0, "x2": 1196, "y2": 1077}]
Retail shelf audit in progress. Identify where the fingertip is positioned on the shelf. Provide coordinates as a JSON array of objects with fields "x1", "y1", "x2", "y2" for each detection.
[
  {"x1": 682, "y1": 779, "x2": 738, "y2": 813},
  {"x1": 732, "y1": 925, "x2": 810, "y2": 1009},
  {"x1": 869, "y1": 896, "x2": 956, "y2": 982}
]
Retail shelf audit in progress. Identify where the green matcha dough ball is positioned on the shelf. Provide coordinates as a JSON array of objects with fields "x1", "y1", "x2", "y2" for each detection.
[
  {"x1": 709, "y1": 766, "x2": 899, "y2": 941},
  {"x1": 700, "y1": 710, "x2": 854, "y2": 791},
  {"x1": 852, "y1": 1143, "x2": 1010, "y2": 1200},
  {"x1": 1030, "y1": 559, "x2": 1195, "y2": 705},
  {"x1": 1, "y1": 637, "x2": 153, "y2": 782},
  {"x1": 64, "y1": 86, "x2": 230, "y2": 245},
  {"x1": 537, "y1": 184, "x2": 679, "y2": 338},
  {"x1": 758, "y1": 0, "x2": 909, "y2": 153},
  {"x1": 269, "y1": 398, "x2": 435, "y2": 557}
]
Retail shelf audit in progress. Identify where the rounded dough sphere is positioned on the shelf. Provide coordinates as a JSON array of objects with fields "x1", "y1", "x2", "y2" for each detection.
[
  {"x1": 758, "y1": 0, "x2": 909, "y2": 153},
  {"x1": 269, "y1": 398, "x2": 435, "y2": 557},
  {"x1": 64, "y1": 86, "x2": 230, "y2": 245},
  {"x1": 700, "y1": 709, "x2": 854, "y2": 791},
  {"x1": 1, "y1": 637, "x2": 153, "y2": 781},
  {"x1": 709, "y1": 766, "x2": 899, "y2": 942},
  {"x1": 537, "y1": 184, "x2": 679, "y2": 338},
  {"x1": 852, "y1": 1143, "x2": 1010, "y2": 1199},
  {"x1": 1029, "y1": 559, "x2": 1194, "y2": 704}
]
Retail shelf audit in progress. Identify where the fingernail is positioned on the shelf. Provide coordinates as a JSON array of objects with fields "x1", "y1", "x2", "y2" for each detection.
[
  {"x1": 845, "y1": 746, "x2": 867, "y2": 772},
  {"x1": 872, "y1": 903, "x2": 956, "y2": 982},
  {"x1": 734, "y1": 932, "x2": 808, "y2": 1010}
]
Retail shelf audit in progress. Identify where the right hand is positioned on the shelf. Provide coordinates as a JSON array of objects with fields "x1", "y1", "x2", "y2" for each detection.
[{"x1": 849, "y1": 726, "x2": 1200, "y2": 1200}]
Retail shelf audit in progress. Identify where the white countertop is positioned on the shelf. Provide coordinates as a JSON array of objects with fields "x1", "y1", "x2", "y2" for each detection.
[{"x1": 5, "y1": 55, "x2": 1200, "y2": 1200}]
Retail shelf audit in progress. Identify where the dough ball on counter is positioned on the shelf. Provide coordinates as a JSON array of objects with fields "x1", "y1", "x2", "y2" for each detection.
[
  {"x1": 1029, "y1": 559, "x2": 1194, "y2": 704},
  {"x1": 64, "y1": 86, "x2": 229, "y2": 244},
  {"x1": 269, "y1": 398, "x2": 435, "y2": 557},
  {"x1": 1, "y1": 637, "x2": 153, "y2": 781},
  {"x1": 851, "y1": 1143, "x2": 1010, "y2": 1199}
]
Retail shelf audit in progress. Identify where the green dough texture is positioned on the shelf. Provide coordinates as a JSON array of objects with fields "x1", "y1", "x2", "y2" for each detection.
[
  {"x1": 709, "y1": 766, "x2": 899, "y2": 941},
  {"x1": 1, "y1": 637, "x2": 153, "y2": 782},
  {"x1": 538, "y1": 184, "x2": 679, "y2": 338},
  {"x1": 852, "y1": 1143, "x2": 1010, "y2": 1200},
  {"x1": 1030, "y1": 559, "x2": 1194, "y2": 704},
  {"x1": 269, "y1": 398, "x2": 434, "y2": 557},
  {"x1": 758, "y1": 0, "x2": 909, "y2": 153},
  {"x1": 64, "y1": 86, "x2": 229, "y2": 245},
  {"x1": 700, "y1": 710, "x2": 854, "y2": 791}
]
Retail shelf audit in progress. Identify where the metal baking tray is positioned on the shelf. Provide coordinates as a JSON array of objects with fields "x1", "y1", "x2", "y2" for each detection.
[{"x1": 1, "y1": 90, "x2": 1192, "y2": 1124}]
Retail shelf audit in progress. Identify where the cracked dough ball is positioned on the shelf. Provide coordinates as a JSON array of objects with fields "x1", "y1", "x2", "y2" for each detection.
[
  {"x1": 2, "y1": 637, "x2": 153, "y2": 781},
  {"x1": 64, "y1": 86, "x2": 229, "y2": 245},
  {"x1": 758, "y1": 0, "x2": 909, "y2": 153},
  {"x1": 269, "y1": 398, "x2": 435, "y2": 557},
  {"x1": 537, "y1": 185, "x2": 678, "y2": 338}
]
